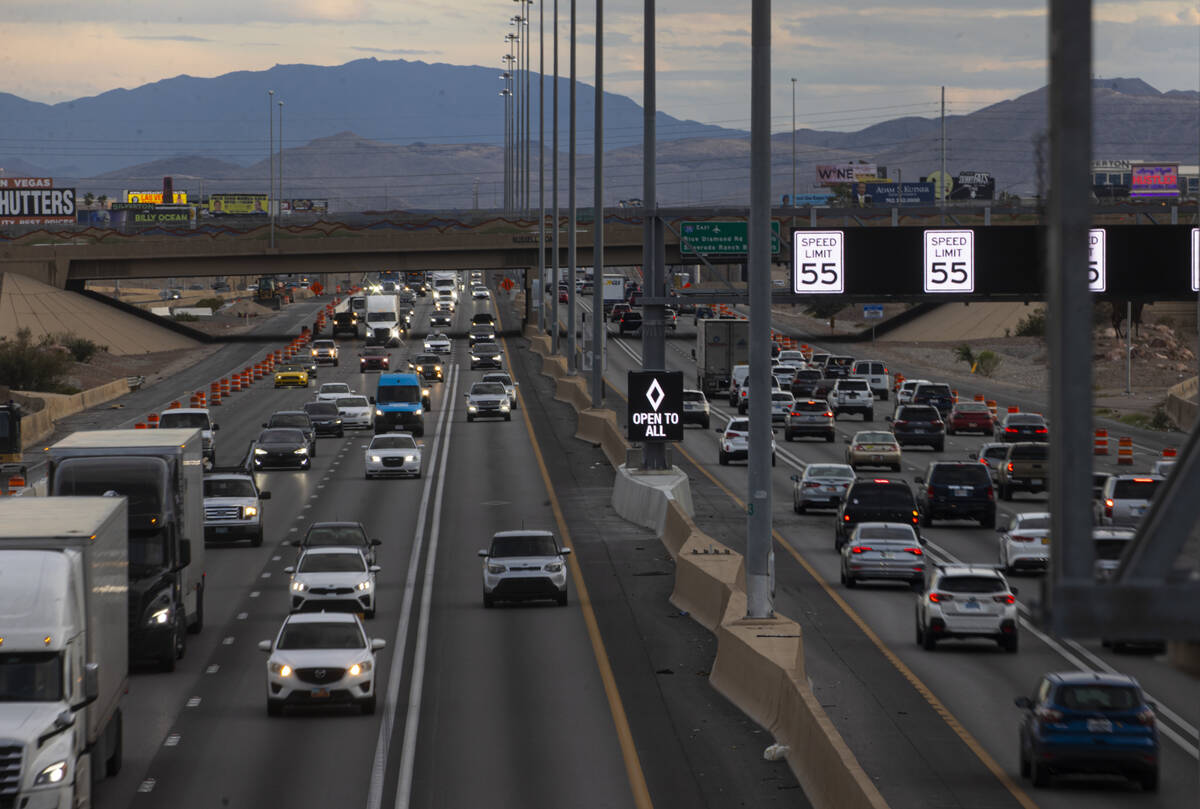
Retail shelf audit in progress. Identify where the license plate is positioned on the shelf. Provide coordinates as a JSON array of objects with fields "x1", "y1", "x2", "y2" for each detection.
[
  {"x1": 1087, "y1": 718, "x2": 1113, "y2": 733},
  {"x1": 312, "y1": 688, "x2": 330, "y2": 698},
  {"x1": 881, "y1": 552, "x2": 894, "y2": 560},
  {"x1": 954, "y1": 489, "x2": 969, "y2": 497},
  {"x1": 1032, "y1": 479, "x2": 1043, "y2": 486},
  {"x1": 871, "y1": 455, "x2": 882, "y2": 461},
  {"x1": 214, "y1": 527, "x2": 228, "y2": 534},
  {"x1": 964, "y1": 600, "x2": 981, "y2": 610}
]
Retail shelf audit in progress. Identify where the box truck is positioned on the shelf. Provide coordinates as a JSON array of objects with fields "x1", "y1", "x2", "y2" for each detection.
[
  {"x1": 695, "y1": 318, "x2": 750, "y2": 396},
  {"x1": 46, "y1": 428, "x2": 206, "y2": 671},
  {"x1": 0, "y1": 497, "x2": 128, "y2": 809}
]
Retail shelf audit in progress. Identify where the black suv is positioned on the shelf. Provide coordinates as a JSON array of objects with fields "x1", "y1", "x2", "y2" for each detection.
[
  {"x1": 472, "y1": 312, "x2": 496, "y2": 326},
  {"x1": 332, "y1": 311, "x2": 360, "y2": 337},
  {"x1": 912, "y1": 383, "x2": 955, "y2": 417},
  {"x1": 409, "y1": 353, "x2": 444, "y2": 382},
  {"x1": 302, "y1": 401, "x2": 344, "y2": 438},
  {"x1": 617, "y1": 309, "x2": 643, "y2": 335},
  {"x1": 835, "y1": 479, "x2": 921, "y2": 549},
  {"x1": 790, "y1": 368, "x2": 823, "y2": 398},
  {"x1": 889, "y1": 405, "x2": 946, "y2": 451},
  {"x1": 262, "y1": 411, "x2": 317, "y2": 455},
  {"x1": 915, "y1": 461, "x2": 995, "y2": 527}
]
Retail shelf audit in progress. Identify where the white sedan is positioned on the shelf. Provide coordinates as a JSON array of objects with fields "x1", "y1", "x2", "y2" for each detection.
[
  {"x1": 423, "y1": 332, "x2": 452, "y2": 354},
  {"x1": 315, "y1": 382, "x2": 353, "y2": 402},
  {"x1": 335, "y1": 395, "x2": 374, "y2": 430},
  {"x1": 258, "y1": 612, "x2": 386, "y2": 716},
  {"x1": 285, "y1": 547, "x2": 379, "y2": 618},
  {"x1": 472, "y1": 286, "x2": 491, "y2": 300},
  {"x1": 364, "y1": 432, "x2": 422, "y2": 478},
  {"x1": 997, "y1": 511, "x2": 1050, "y2": 574}
]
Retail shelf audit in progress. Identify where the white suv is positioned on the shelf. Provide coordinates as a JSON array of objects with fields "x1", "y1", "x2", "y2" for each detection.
[
  {"x1": 915, "y1": 565, "x2": 1019, "y2": 652},
  {"x1": 258, "y1": 612, "x2": 386, "y2": 716},
  {"x1": 717, "y1": 416, "x2": 776, "y2": 466},
  {"x1": 285, "y1": 547, "x2": 380, "y2": 618},
  {"x1": 997, "y1": 511, "x2": 1050, "y2": 574},
  {"x1": 478, "y1": 530, "x2": 572, "y2": 607},
  {"x1": 828, "y1": 378, "x2": 874, "y2": 421}
]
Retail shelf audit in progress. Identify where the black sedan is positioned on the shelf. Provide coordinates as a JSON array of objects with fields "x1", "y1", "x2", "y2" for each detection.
[
  {"x1": 470, "y1": 341, "x2": 503, "y2": 370},
  {"x1": 994, "y1": 412, "x2": 1049, "y2": 442},
  {"x1": 409, "y1": 353, "x2": 444, "y2": 382},
  {"x1": 302, "y1": 402, "x2": 345, "y2": 437},
  {"x1": 252, "y1": 429, "x2": 312, "y2": 470},
  {"x1": 291, "y1": 520, "x2": 382, "y2": 565}
]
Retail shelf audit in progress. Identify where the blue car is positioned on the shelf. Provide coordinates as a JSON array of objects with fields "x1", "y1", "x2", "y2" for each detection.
[{"x1": 1015, "y1": 671, "x2": 1158, "y2": 791}]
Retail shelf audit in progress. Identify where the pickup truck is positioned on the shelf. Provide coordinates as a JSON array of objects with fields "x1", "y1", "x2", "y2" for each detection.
[
  {"x1": 828, "y1": 378, "x2": 875, "y2": 421},
  {"x1": 204, "y1": 470, "x2": 271, "y2": 546},
  {"x1": 996, "y1": 442, "x2": 1049, "y2": 500}
]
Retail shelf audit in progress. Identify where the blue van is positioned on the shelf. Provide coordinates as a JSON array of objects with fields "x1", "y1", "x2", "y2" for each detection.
[{"x1": 374, "y1": 373, "x2": 429, "y2": 436}]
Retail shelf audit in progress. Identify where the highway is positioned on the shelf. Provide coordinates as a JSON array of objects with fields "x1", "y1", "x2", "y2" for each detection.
[
  {"x1": 84, "y1": 287, "x2": 804, "y2": 809},
  {"x1": 569, "y1": 297, "x2": 1198, "y2": 809}
]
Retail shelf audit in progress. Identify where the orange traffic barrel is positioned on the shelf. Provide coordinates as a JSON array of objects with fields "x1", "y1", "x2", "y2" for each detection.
[
  {"x1": 974, "y1": 393, "x2": 985, "y2": 402},
  {"x1": 146, "y1": 413, "x2": 160, "y2": 428},
  {"x1": 1094, "y1": 429, "x2": 1109, "y2": 455},
  {"x1": 1117, "y1": 436, "x2": 1134, "y2": 465},
  {"x1": 1007, "y1": 405, "x2": 1019, "y2": 414},
  {"x1": 986, "y1": 400, "x2": 998, "y2": 419},
  {"x1": 134, "y1": 422, "x2": 147, "y2": 429},
  {"x1": 230, "y1": 375, "x2": 242, "y2": 393},
  {"x1": 951, "y1": 390, "x2": 959, "y2": 404},
  {"x1": 169, "y1": 401, "x2": 182, "y2": 409},
  {"x1": 8, "y1": 475, "x2": 26, "y2": 490},
  {"x1": 210, "y1": 390, "x2": 222, "y2": 406}
]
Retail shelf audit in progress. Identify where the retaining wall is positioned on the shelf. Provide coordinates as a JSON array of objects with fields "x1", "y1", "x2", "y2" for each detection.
[{"x1": 16, "y1": 377, "x2": 131, "y2": 447}]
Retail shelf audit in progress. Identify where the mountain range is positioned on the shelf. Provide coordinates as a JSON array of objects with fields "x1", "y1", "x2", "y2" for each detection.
[{"x1": 2, "y1": 60, "x2": 1197, "y2": 210}]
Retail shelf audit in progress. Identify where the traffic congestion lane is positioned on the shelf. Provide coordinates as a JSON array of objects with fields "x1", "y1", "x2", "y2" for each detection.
[{"x1": 592, "y1": 324, "x2": 1196, "y2": 807}]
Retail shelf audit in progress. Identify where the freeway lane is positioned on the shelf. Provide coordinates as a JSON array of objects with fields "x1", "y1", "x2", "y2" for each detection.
[{"x1": 585, "y1": 309, "x2": 1197, "y2": 809}]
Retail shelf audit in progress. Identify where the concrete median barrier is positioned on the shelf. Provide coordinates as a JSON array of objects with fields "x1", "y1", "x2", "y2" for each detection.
[
  {"x1": 611, "y1": 464, "x2": 694, "y2": 535},
  {"x1": 670, "y1": 532, "x2": 743, "y2": 632}
]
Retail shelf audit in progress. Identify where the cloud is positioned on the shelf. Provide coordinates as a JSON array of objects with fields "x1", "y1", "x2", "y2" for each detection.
[
  {"x1": 126, "y1": 34, "x2": 213, "y2": 42},
  {"x1": 351, "y1": 46, "x2": 436, "y2": 56}
]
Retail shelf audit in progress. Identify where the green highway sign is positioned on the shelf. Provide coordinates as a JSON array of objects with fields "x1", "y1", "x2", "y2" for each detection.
[{"x1": 680, "y1": 221, "x2": 780, "y2": 256}]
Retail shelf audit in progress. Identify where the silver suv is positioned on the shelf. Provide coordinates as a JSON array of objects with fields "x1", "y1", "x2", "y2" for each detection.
[
  {"x1": 1094, "y1": 474, "x2": 1163, "y2": 527},
  {"x1": 478, "y1": 530, "x2": 572, "y2": 607},
  {"x1": 203, "y1": 472, "x2": 270, "y2": 546},
  {"x1": 784, "y1": 398, "x2": 834, "y2": 442},
  {"x1": 828, "y1": 378, "x2": 874, "y2": 421}
]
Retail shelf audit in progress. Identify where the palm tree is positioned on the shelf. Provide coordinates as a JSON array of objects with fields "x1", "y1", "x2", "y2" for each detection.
[{"x1": 84, "y1": 192, "x2": 95, "y2": 208}]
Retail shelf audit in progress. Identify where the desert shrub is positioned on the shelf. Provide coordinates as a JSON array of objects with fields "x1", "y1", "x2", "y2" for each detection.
[
  {"x1": 55, "y1": 333, "x2": 105, "y2": 363},
  {"x1": 1015, "y1": 307, "x2": 1046, "y2": 337},
  {"x1": 0, "y1": 328, "x2": 75, "y2": 391}
]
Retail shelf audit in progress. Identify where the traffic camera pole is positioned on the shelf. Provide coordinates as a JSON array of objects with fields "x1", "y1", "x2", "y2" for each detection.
[
  {"x1": 641, "y1": 0, "x2": 667, "y2": 471},
  {"x1": 745, "y1": 0, "x2": 774, "y2": 618}
]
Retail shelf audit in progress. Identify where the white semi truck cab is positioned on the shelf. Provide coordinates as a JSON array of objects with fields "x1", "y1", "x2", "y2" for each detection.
[{"x1": 0, "y1": 497, "x2": 129, "y2": 809}]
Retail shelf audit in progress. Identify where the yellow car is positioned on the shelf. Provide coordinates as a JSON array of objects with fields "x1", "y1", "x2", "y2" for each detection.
[
  {"x1": 845, "y1": 430, "x2": 902, "y2": 471},
  {"x1": 273, "y1": 364, "x2": 310, "y2": 388}
]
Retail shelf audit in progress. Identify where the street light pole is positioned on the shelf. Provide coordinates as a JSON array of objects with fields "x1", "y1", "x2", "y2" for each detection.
[
  {"x1": 268, "y1": 89, "x2": 274, "y2": 248},
  {"x1": 567, "y1": 0, "x2": 577, "y2": 369},
  {"x1": 551, "y1": 0, "x2": 560, "y2": 348},
  {"x1": 277, "y1": 100, "x2": 283, "y2": 217},
  {"x1": 510, "y1": 19, "x2": 524, "y2": 213},
  {"x1": 538, "y1": 0, "x2": 546, "y2": 333},
  {"x1": 641, "y1": 0, "x2": 666, "y2": 471},
  {"x1": 791, "y1": 77, "x2": 796, "y2": 209},
  {"x1": 591, "y1": 0, "x2": 605, "y2": 405}
]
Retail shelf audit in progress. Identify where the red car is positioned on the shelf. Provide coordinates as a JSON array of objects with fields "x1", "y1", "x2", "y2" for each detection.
[
  {"x1": 358, "y1": 347, "x2": 391, "y2": 371},
  {"x1": 946, "y1": 401, "x2": 994, "y2": 435},
  {"x1": 559, "y1": 290, "x2": 569, "y2": 303}
]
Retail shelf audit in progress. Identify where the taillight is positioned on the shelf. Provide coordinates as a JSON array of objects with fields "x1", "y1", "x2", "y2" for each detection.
[
  {"x1": 843, "y1": 514, "x2": 850, "y2": 521},
  {"x1": 933, "y1": 421, "x2": 944, "y2": 429},
  {"x1": 1105, "y1": 498, "x2": 1114, "y2": 517},
  {"x1": 1135, "y1": 708, "x2": 1156, "y2": 726},
  {"x1": 979, "y1": 458, "x2": 989, "y2": 465},
  {"x1": 855, "y1": 444, "x2": 867, "y2": 451},
  {"x1": 926, "y1": 486, "x2": 935, "y2": 499},
  {"x1": 905, "y1": 547, "x2": 923, "y2": 556},
  {"x1": 1011, "y1": 534, "x2": 1033, "y2": 543},
  {"x1": 824, "y1": 411, "x2": 833, "y2": 418},
  {"x1": 1035, "y1": 706, "x2": 1063, "y2": 724},
  {"x1": 986, "y1": 487, "x2": 994, "y2": 500},
  {"x1": 803, "y1": 482, "x2": 821, "y2": 488},
  {"x1": 790, "y1": 411, "x2": 800, "y2": 416},
  {"x1": 993, "y1": 594, "x2": 1016, "y2": 605},
  {"x1": 929, "y1": 592, "x2": 953, "y2": 603},
  {"x1": 1007, "y1": 462, "x2": 1014, "y2": 472},
  {"x1": 851, "y1": 546, "x2": 872, "y2": 554},
  {"x1": 894, "y1": 420, "x2": 908, "y2": 428},
  {"x1": 1035, "y1": 427, "x2": 1047, "y2": 434},
  {"x1": 1006, "y1": 427, "x2": 1018, "y2": 433}
]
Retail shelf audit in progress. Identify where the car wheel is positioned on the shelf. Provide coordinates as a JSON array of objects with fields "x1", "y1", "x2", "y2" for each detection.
[
  {"x1": 946, "y1": 426, "x2": 955, "y2": 436},
  {"x1": 1019, "y1": 742, "x2": 1031, "y2": 778},
  {"x1": 844, "y1": 574, "x2": 857, "y2": 588},
  {"x1": 467, "y1": 415, "x2": 474, "y2": 422},
  {"x1": 266, "y1": 701, "x2": 284, "y2": 717},
  {"x1": 1001, "y1": 484, "x2": 1012, "y2": 501},
  {"x1": 700, "y1": 416, "x2": 709, "y2": 429},
  {"x1": 892, "y1": 463, "x2": 901, "y2": 472},
  {"x1": 915, "y1": 622, "x2": 924, "y2": 645},
  {"x1": 188, "y1": 587, "x2": 204, "y2": 634},
  {"x1": 920, "y1": 511, "x2": 933, "y2": 528},
  {"x1": 1001, "y1": 634, "x2": 1018, "y2": 653},
  {"x1": 483, "y1": 591, "x2": 495, "y2": 608},
  {"x1": 252, "y1": 529, "x2": 263, "y2": 548},
  {"x1": 979, "y1": 512, "x2": 995, "y2": 529},
  {"x1": 364, "y1": 609, "x2": 375, "y2": 620},
  {"x1": 771, "y1": 453, "x2": 776, "y2": 467},
  {"x1": 1140, "y1": 768, "x2": 1158, "y2": 793},
  {"x1": 921, "y1": 627, "x2": 937, "y2": 651},
  {"x1": 794, "y1": 501, "x2": 805, "y2": 514},
  {"x1": 359, "y1": 696, "x2": 376, "y2": 715},
  {"x1": 1030, "y1": 758, "x2": 1051, "y2": 788},
  {"x1": 933, "y1": 441, "x2": 945, "y2": 452},
  {"x1": 881, "y1": 389, "x2": 889, "y2": 401},
  {"x1": 826, "y1": 432, "x2": 834, "y2": 443},
  {"x1": 784, "y1": 431, "x2": 793, "y2": 442},
  {"x1": 505, "y1": 414, "x2": 512, "y2": 421},
  {"x1": 557, "y1": 588, "x2": 569, "y2": 607},
  {"x1": 865, "y1": 410, "x2": 874, "y2": 422},
  {"x1": 719, "y1": 451, "x2": 728, "y2": 466},
  {"x1": 338, "y1": 429, "x2": 345, "y2": 437}
]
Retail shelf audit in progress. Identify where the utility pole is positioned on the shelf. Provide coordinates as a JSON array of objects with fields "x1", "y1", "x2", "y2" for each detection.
[
  {"x1": 746, "y1": 0, "x2": 774, "y2": 618},
  {"x1": 791, "y1": 77, "x2": 796, "y2": 209},
  {"x1": 567, "y1": 0, "x2": 577, "y2": 369},
  {"x1": 592, "y1": 0, "x2": 605, "y2": 405}
]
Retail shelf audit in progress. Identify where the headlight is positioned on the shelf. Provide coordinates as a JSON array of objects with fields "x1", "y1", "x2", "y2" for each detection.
[
  {"x1": 435, "y1": 365, "x2": 442, "y2": 371},
  {"x1": 335, "y1": 419, "x2": 343, "y2": 424},
  {"x1": 34, "y1": 760, "x2": 67, "y2": 786},
  {"x1": 254, "y1": 448, "x2": 268, "y2": 455},
  {"x1": 414, "y1": 408, "x2": 423, "y2": 416},
  {"x1": 370, "y1": 454, "x2": 382, "y2": 462},
  {"x1": 500, "y1": 403, "x2": 510, "y2": 412},
  {"x1": 487, "y1": 563, "x2": 506, "y2": 574},
  {"x1": 376, "y1": 409, "x2": 384, "y2": 416},
  {"x1": 356, "y1": 580, "x2": 372, "y2": 591},
  {"x1": 471, "y1": 355, "x2": 480, "y2": 361},
  {"x1": 270, "y1": 662, "x2": 292, "y2": 677},
  {"x1": 404, "y1": 455, "x2": 415, "y2": 462},
  {"x1": 422, "y1": 388, "x2": 431, "y2": 397},
  {"x1": 291, "y1": 581, "x2": 306, "y2": 592},
  {"x1": 311, "y1": 349, "x2": 318, "y2": 356},
  {"x1": 543, "y1": 562, "x2": 563, "y2": 572},
  {"x1": 348, "y1": 660, "x2": 373, "y2": 676},
  {"x1": 244, "y1": 506, "x2": 258, "y2": 517},
  {"x1": 293, "y1": 447, "x2": 309, "y2": 455},
  {"x1": 468, "y1": 405, "x2": 477, "y2": 413},
  {"x1": 150, "y1": 607, "x2": 171, "y2": 625}
]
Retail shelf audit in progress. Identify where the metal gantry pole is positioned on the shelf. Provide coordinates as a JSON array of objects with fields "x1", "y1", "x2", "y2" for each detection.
[
  {"x1": 551, "y1": 0, "x2": 561, "y2": 348},
  {"x1": 1044, "y1": 0, "x2": 1095, "y2": 633},
  {"x1": 268, "y1": 89, "x2": 275, "y2": 248},
  {"x1": 278, "y1": 100, "x2": 284, "y2": 219},
  {"x1": 525, "y1": 4, "x2": 532, "y2": 212},
  {"x1": 538, "y1": 0, "x2": 546, "y2": 333},
  {"x1": 591, "y1": 0, "x2": 605, "y2": 406},
  {"x1": 746, "y1": 0, "x2": 774, "y2": 618},
  {"x1": 641, "y1": 0, "x2": 666, "y2": 471},
  {"x1": 566, "y1": 0, "x2": 577, "y2": 365}
]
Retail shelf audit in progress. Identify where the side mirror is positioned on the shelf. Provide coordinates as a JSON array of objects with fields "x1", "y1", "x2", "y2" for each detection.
[
  {"x1": 1013, "y1": 696, "x2": 1032, "y2": 710},
  {"x1": 914, "y1": 476, "x2": 924, "y2": 485},
  {"x1": 73, "y1": 662, "x2": 100, "y2": 711},
  {"x1": 289, "y1": 539, "x2": 301, "y2": 547},
  {"x1": 178, "y1": 539, "x2": 192, "y2": 569},
  {"x1": 967, "y1": 452, "x2": 977, "y2": 460},
  {"x1": 212, "y1": 424, "x2": 220, "y2": 431},
  {"x1": 885, "y1": 416, "x2": 893, "y2": 422},
  {"x1": 843, "y1": 437, "x2": 851, "y2": 444},
  {"x1": 560, "y1": 547, "x2": 573, "y2": 555},
  {"x1": 260, "y1": 491, "x2": 272, "y2": 500},
  {"x1": 369, "y1": 565, "x2": 382, "y2": 573},
  {"x1": 369, "y1": 396, "x2": 376, "y2": 404},
  {"x1": 789, "y1": 475, "x2": 800, "y2": 482},
  {"x1": 371, "y1": 638, "x2": 387, "y2": 651},
  {"x1": 370, "y1": 538, "x2": 382, "y2": 546},
  {"x1": 478, "y1": 549, "x2": 489, "y2": 557},
  {"x1": 262, "y1": 423, "x2": 269, "y2": 428},
  {"x1": 1011, "y1": 587, "x2": 1019, "y2": 596},
  {"x1": 714, "y1": 427, "x2": 723, "y2": 433},
  {"x1": 258, "y1": 640, "x2": 273, "y2": 652}
]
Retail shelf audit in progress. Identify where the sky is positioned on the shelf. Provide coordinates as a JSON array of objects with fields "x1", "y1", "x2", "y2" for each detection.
[{"x1": 3, "y1": 0, "x2": 1199, "y2": 134}]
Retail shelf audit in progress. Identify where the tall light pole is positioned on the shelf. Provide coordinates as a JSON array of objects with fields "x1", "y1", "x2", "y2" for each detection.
[
  {"x1": 268, "y1": 89, "x2": 274, "y2": 248},
  {"x1": 790, "y1": 77, "x2": 797, "y2": 209},
  {"x1": 566, "y1": 0, "x2": 577, "y2": 368},
  {"x1": 550, "y1": 0, "x2": 560, "y2": 346},
  {"x1": 537, "y1": 0, "x2": 546, "y2": 332},
  {"x1": 509, "y1": 20, "x2": 524, "y2": 212},
  {"x1": 642, "y1": 0, "x2": 667, "y2": 470},
  {"x1": 524, "y1": 1, "x2": 532, "y2": 212},
  {"x1": 277, "y1": 100, "x2": 284, "y2": 217},
  {"x1": 499, "y1": 78, "x2": 512, "y2": 213},
  {"x1": 591, "y1": 0, "x2": 605, "y2": 405}
]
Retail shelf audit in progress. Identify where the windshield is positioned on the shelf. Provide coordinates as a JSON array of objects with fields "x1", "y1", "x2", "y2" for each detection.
[
  {"x1": 856, "y1": 526, "x2": 917, "y2": 541},
  {"x1": 277, "y1": 622, "x2": 365, "y2": 650},
  {"x1": 1112, "y1": 479, "x2": 1159, "y2": 499},
  {"x1": 371, "y1": 436, "x2": 416, "y2": 450},
  {"x1": 1010, "y1": 445, "x2": 1048, "y2": 460},
  {"x1": 314, "y1": 341, "x2": 335, "y2": 349},
  {"x1": 807, "y1": 465, "x2": 854, "y2": 479},
  {"x1": 683, "y1": 391, "x2": 705, "y2": 402},
  {"x1": 366, "y1": 312, "x2": 394, "y2": 322},
  {"x1": 204, "y1": 478, "x2": 256, "y2": 498},
  {"x1": 278, "y1": 365, "x2": 303, "y2": 373},
  {"x1": 490, "y1": 535, "x2": 559, "y2": 557},
  {"x1": 0, "y1": 652, "x2": 63, "y2": 702},
  {"x1": 856, "y1": 432, "x2": 895, "y2": 443},
  {"x1": 377, "y1": 384, "x2": 421, "y2": 404},
  {"x1": 337, "y1": 397, "x2": 369, "y2": 408},
  {"x1": 916, "y1": 384, "x2": 952, "y2": 396},
  {"x1": 472, "y1": 383, "x2": 506, "y2": 396},
  {"x1": 305, "y1": 525, "x2": 367, "y2": 547},
  {"x1": 931, "y1": 465, "x2": 990, "y2": 484},
  {"x1": 320, "y1": 384, "x2": 350, "y2": 394},
  {"x1": 0, "y1": 412, "x2": 9, "y2": 440},
  {"x1": 304, "y1": 404, "x2": 338, "y2": 417},
  {"x1": 1015, "y1": 514, "x2": 1051, "y2": 530},
  {"x1": 898, "y1": 407, "x2": 940, "y2": 421},
  {"x1": 299, "y1": 553, "x2": 367, "y2": 573},
  {"x1": 1007, "y1": 414, "x2": 1045, "y2": 425},
  {"x1": 53, "y1": 457, "x2": 165, "y2": 528},
  {"x1": 362, "y1": 347, "x2": 387, "y2": 356},
  {"x1": 483, "y1": 375, "x2": 512, "y2": 386},
  {"x1": 158, "y1": 412, "x2": 209, "y2": 429},
  {"x1": 270, "y1": 414, "x2": 309, "y2": 428},
  {"x1": 415, "y1": 355, "x2": 439, "y2": 364},
  {"x1": 1058, "y1": 685, "x2": 1140, "y2": 711},
  {"x1": 939, "y1": 575, "x2": 1006, "y2": 593},
  {"x1": 848, "y1": 485, "x2": 913, "y2": 507},
  {"x1": 955, "y1": 403, "x2": 990, "y2": 413},
  {"x1": 840, "y1": 380, "x2": 869, "y2": 389},
  {"x1": 261, "y1": 429, "x2": 304, "y2": 444}
]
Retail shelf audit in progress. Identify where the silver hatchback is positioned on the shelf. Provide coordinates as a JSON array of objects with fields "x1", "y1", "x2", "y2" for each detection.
[
  {"x1": 791, "y1": 463, "x2": 855, "y2": 512},
  {"x1": 1094, "y1": 475, "x2": 1163, "y2": 527},
  {"x1": 840, "y1": 523, "x2": 925, "y2": 588}
]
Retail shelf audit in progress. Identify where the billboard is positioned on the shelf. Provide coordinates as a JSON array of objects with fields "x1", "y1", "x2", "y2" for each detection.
[
  {"x1": 281, "y1": 199, "x2": 329, "y2": 214},
  {"x1": 126, "y1": 190, "x2": 188, "y2": 204},
  {"x1": 208, "y1": 193, "x2": 268, "y2": 215},
  {"x1": 0, "y1": 182, "x2": 76, "y2": 225},
  {"x1": 109, "y1": 207, "x2": 194, "y2": 228},
  {"x1": 949, "y1": 171, "x2": 995, "y2": 201},
  {"x1": 1131, "y1": 164, "x2": 1178, "y2": 198},
  {"x1": 816, "y1": 163, "x2": 877, "y2": 186},
  {"x1": 858, "y1": 182, "x2": 936, "y2": 206}
]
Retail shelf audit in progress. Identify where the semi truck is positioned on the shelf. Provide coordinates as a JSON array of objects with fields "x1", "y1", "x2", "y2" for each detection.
[
  {"x1": 0, "y1": 497, "x2": 128, "y2": 809},
  {"x1": 365, "y1": 294, "x2": 402, "y2": 347},
  {"x1": 695, "y1": 318, "x2": 750, "y2": 397},
  {"x1": 45, "y1": 428, "x2": 206, "y2": 671},
  {"x1": 0, "y1": 399, "x2": 25, "y2": 494}
]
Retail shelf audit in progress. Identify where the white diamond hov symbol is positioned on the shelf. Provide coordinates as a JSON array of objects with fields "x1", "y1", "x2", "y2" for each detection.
[{"x1": 645, "y1": 378, "x2": 665, "y2": 411}]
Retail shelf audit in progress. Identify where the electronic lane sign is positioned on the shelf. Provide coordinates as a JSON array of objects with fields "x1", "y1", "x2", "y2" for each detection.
[
  {"x1": 923, "y1": 230, "x2": 975, "y2": 293},
  {"x1": 627, "y1": 371, "x2": 684, "y2": 442},
  {"x1": 1089, "y1": 228, "x2": 1107, "y2": 292},
  {"x1": 1192, "y1": 228, "x2": 1199, "y2": 293},
  {"x1": 792, "y1": 230, "x2": 845, "y2": 294}
]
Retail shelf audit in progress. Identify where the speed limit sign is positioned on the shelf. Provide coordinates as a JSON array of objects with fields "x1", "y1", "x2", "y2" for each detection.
[
  {"x1": 1088, "y1": 229, "x2": 1106, "y2": 292},
  {"x1": 923, "y1": 230, "x2": 974, "y2": 293},
  {"x1": 792, "y1": 230, "x2": 844, "y2": 294}
]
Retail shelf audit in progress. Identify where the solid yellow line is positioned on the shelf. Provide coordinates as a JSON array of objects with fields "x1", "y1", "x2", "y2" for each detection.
[
  {"x1": 507, "y1": 337, "x2": 655, "y2": 809},
  {"x1": 605, "y1": 381, "x2": 1040, "y2": 809}
]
